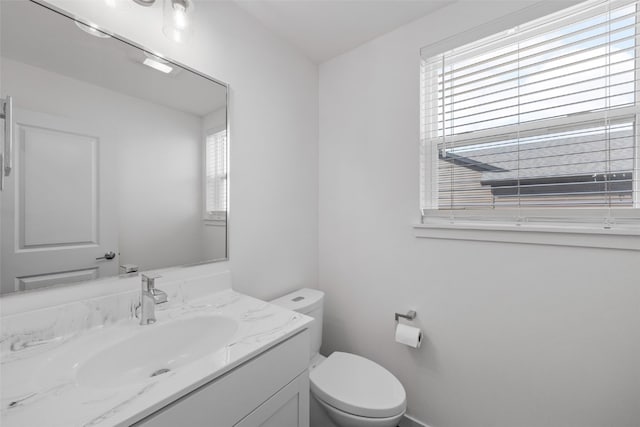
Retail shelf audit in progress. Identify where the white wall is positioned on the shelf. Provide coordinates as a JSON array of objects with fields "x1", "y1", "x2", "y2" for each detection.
[
  {"x1": 43, "y1": 0, "x2": 318, "y2": 300},
  {"x1": 203, "y1": 107, "x2": 227, "y2": 133},
  {"x1": 319, "y1": 2, "x2": 640, "y2": 426},
  {"x1": 1, "y1": 58, "x2": 207, "y2": 273}
]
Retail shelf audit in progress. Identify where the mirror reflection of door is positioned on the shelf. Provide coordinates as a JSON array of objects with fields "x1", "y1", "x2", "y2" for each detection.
[{"x1": 0, "y1": 108, "x2": 118, "y2": 293}]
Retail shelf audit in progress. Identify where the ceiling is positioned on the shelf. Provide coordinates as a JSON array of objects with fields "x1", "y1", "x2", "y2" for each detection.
[{"x1": 234, "y1": 0, "x2": 454, "y2": 63}]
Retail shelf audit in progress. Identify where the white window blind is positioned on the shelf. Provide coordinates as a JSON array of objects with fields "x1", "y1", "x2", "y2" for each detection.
[
  {"x1": 205, "y1": 129, "x2": 227, "y2": 220},
  {"x1": 420, "y1": 0, "x2": 640, "y2": 230}
]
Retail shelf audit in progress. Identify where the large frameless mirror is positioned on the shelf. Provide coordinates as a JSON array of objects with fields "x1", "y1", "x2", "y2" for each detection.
[{"x1": 0, "y1": 0, "x2": 228, "y2": 294}]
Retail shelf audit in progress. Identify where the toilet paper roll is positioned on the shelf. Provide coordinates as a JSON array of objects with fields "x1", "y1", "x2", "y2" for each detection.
[{"x1": 395, "y1": 323, "x2": 422, "y2": 348}]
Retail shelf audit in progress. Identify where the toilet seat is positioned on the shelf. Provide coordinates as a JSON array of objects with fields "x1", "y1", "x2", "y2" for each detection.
[{"x1": 309, "y1": 352, "x2": 406, "y2": 419}]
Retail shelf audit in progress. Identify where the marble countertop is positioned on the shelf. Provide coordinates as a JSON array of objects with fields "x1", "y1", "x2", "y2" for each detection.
[{"x1": 0, "y1": 289, "x2": 312, "y2": 427}]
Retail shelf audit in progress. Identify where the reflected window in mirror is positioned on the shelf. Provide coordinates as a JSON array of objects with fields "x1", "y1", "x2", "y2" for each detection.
[{"x1": 205, "y1": 128, "x2": 228, "y2": 222}]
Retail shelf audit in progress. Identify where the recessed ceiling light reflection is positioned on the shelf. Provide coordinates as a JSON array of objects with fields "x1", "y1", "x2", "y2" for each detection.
[{"x1": 143, "y1": 57, "x2": 173, "y2": 74}]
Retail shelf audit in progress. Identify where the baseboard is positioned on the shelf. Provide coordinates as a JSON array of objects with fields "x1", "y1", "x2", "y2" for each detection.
[{"x1": 399, "y1": 413, "x2": 430, "y2": 427}]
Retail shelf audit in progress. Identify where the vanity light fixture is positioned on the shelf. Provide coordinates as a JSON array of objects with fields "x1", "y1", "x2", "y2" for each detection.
[
  {"x1": 132, "y1": 0, "x2": 156, "y2": 6},
  {"x1": 163, "y1": 0, "x2": 194, "y2": 43},
  {"x1": 74, "y1": 21, "x2": 111, "y2": 39}
]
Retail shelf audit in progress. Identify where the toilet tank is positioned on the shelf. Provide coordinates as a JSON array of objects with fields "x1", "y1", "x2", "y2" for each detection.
[{"x1": 270, "y1": 288, "x2": 324, "y2": 359}]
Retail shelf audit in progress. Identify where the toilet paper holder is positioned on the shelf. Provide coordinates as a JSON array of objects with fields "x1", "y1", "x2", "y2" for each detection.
[{"x1": 394, "y1": 310, "x2": 417, "y2": 322}]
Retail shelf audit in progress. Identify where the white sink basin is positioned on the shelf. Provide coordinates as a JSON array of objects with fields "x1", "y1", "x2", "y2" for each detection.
[{"x1": 75, "y1": 316, "x2": 238, "y2": 388}]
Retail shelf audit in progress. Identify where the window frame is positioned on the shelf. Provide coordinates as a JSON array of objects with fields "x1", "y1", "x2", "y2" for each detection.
[{"x1": 419, "y1": 0, "x2": 640, "y2": 239}]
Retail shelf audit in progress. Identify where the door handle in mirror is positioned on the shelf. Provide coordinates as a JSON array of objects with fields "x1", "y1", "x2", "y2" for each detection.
[
  {"x1": 1, "y1": 96, "x2": 13, "y2": 178},
  {"x1": 96, "y1": 251, "x2": 116, "y2": 260}
]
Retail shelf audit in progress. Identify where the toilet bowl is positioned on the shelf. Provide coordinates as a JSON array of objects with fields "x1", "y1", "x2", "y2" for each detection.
[
  {"x1": 310, "y1": 352, "x2": 406, "y2": 427},
  {"x1": 271, "y1": 289, "x2": 406, "y2": 427}
]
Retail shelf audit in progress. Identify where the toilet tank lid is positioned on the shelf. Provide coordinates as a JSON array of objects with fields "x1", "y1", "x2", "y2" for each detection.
[{"x1": 270, "y1": 288, "x2": 324, "y2": 313}]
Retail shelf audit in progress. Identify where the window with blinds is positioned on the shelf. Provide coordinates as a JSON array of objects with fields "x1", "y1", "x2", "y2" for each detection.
[
  {"x1": 205, "y1": 129, "x2": 227, "y2": 221},
  {"x1": 420, "y1": 0, "x2": 640, "y2": 229}
]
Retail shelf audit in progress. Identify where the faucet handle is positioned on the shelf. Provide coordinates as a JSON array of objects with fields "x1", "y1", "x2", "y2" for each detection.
[{"x1": 141, "y1": 273, "x2": 162, "y2": 291}]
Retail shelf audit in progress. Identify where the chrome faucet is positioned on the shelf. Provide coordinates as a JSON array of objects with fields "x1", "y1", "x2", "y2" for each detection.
[{"x1": 138, "y1": 273, "x2": 168, "y2": 325}]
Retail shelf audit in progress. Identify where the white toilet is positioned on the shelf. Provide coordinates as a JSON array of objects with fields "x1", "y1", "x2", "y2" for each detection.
[{"x1": 271, "y1": 288, "x2": 406, "y2": 427}]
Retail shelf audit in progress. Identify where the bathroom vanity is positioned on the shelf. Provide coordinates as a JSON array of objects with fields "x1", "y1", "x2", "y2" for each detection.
[
  {"x1": 0, "y1": 270, "x2": 312, "y2": 426},
  {"x1": 137, "y1": 328, "x2": 309, "y2": 427}
]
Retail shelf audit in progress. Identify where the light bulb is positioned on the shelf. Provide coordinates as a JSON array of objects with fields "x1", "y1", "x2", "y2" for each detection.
[
  {"x1": 163, "y1": 0, "x2": 192, "y2": 43},
  {"x1": 105, "y1": 0, "x2": 116, "y2": 7},
  {"x1": 173, "y1": 3, "x2": 188, "y2": 29}
]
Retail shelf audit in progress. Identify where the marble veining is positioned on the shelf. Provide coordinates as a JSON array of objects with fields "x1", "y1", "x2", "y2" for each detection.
[
  {"x1": 0, "y1": 271, "x2": 232, "y2": 355},
  {"x1": 0, "y1": 275, "x2": 312, "y2": 427}
]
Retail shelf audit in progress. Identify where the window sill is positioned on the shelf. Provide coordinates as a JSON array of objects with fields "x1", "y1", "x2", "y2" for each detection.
[{"x1": 413, "y1": 221, "x2": 640, "y2": 251}]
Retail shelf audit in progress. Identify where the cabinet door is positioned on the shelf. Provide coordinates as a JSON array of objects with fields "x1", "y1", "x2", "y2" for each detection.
[{"x1": 235, "y1": 373, "x2": 309, "y2": 427}]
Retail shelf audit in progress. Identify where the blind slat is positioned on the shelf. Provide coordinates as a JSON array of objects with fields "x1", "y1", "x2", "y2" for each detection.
[
  {"x1": 435, "y1": 41, "x2": 635, "y2": 103},
  {"x1": 436, "y1": 17, "x2": 637, "y2": 88},
  {"x1": 440, "y1": 92, "x2": 635, "y2": 133},
  {"x1": 439, "y1": 82, "x2": 635, "y2": 125},
  {"x1": 436, "y1": 5, "x2": 636, "y2": 80},
  {"x1": 438, "y1": 66, "x2": 635, "y2": 117}
]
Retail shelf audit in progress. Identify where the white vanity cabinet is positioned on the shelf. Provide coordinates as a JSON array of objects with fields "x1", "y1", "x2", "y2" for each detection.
[
  {"x1": 235, "y1": 372, "x2": 309, "y2": 427},
  {"x1": 135, "y1": 329, "x2": 310, "y2": 427}
]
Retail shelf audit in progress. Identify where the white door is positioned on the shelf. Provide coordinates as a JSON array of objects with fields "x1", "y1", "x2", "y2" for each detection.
[{"x1": 1, "y1": 108, "x2": 118, "y2": 293}]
